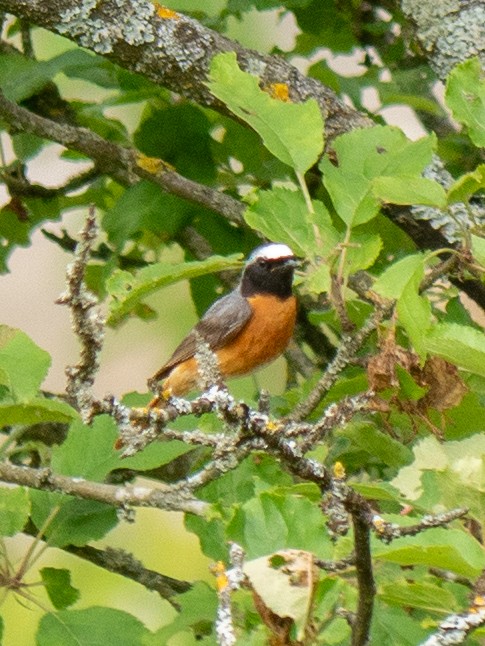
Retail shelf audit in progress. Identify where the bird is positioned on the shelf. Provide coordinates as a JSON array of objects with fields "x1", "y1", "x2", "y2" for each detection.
[{"x1": 148, "y1": 243, "x2": 298, "y2": 403}]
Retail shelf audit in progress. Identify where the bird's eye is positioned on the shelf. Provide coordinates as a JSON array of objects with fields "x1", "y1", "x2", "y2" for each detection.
[{"x1": 258, "y1": 258, "x2": 268, "y2": 267}]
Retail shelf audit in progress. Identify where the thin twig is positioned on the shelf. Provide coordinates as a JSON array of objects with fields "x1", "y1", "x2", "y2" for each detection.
[
  {"x1": 315, "y1": 554, "x2": 355, "y2": 572},
  {"x1": 420, "y1": 601, "x2": 485, "y2": 646},
  {"x1": 287, "y1": 305, "x2": 392, "y2": 422},
  {"x1": 56, "y1": 207, "x2": 104, "y2": 420},
  {"x1": 371, "y1": 508, "x2": 469, "y2": 542},
  {"x1": 212, "y1": 543, "x2": 246, "y2": 646},
  {"x1": 65, "y1": 544, "x2": 191, "y2": 606}
]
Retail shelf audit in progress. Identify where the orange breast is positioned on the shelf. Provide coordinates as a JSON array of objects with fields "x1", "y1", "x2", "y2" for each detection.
[
  {"x1": 163, "y1": 294, "x2": 296, "y2": 396},
  {"x1": 215, "y1": 293, "x2": 297, "y2": 376}
]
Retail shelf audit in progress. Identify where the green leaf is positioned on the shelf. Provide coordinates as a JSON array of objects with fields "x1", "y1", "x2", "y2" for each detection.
[
  {"x1": 227, "y1": 491, "x2": 334, "y2": 559},
  {"x1": 372, "y1": 176, "x2": 447, "y2": 208},
  {"x1": 40, "y1": 568, "x2": 80, "y2": 610},
  {"x1": 320, "y1": 160, "x2": 379, "y2": 226},
  {"x1": 305, "y1": 263, "x2": 331, "y2": 295},
  {"x1": 445, "y1": 57, "x2": 485, "y2": 147},
  {"x1": 425, "y1": 323, "x2": 485, "y2": 377},
  {"x1": 447, "y1": 164, "x2": 485, "y2": 204},
  {"x1": 379, "y1": 580, "x2": 457, "y2": 614},
  {"x1": 51, "y1": 416, "x2": 121, "y2": 481},
  {"x1": 12, "y1": 132, "x2": 45, "y2": 162},
  {"x1": 106, "y1": 254, "x2": 242, "y2": 327},
  {"x1": 373, "y1": 254, "x2": 425, "y2": 299},
  {"x1": 370, "y1": 602, "x2": 430, "y2": 644},
  {"x1": 351, "y1": 481, "x2": 402, "y2": 503},
  {"x1": 185, "y1": 513, "x2": 227, "y2": 561},
  {"x1": 150, "y1": 582, "x2": 217, "y2": 642},
  {"x1": 472, "y1": 233, "x2": 485, "y2": 268},
  {"x1": 102, "y1": 180, "x2": 190, "y2": 248},
  {"x1": 30, "y1": 492, "x2": 118, "y2": 548},
  {"x1": 72, "y1": 102, "x2": 129, "y2": 144},
  {"x1": 208, "y1": 52, "x2": 323, "y2": 173},
  {"x1": 244, "y1": 187, "x2": 337, "y2": 257},
  {"x1": 320, "y1": 126, "x2": 437, "y2": 226},
  {"x1": 374, "y1": 527, "x2": 485, "y2": 577},
  {"x1": 395, "y1": 364, "x2": 428, "y2": 401},
  {"x1": 198, "y1": 454, "x2": 292, "y2": 506},
  {"x1": 294, "y1": 0, "x2": 357, "y2": 54},
  {"x1": 0, "y1": 398, "x2": 79, "y2": 428},
  {"x1": 52, "y1": 415, "x2": 191, "y2": 480},
  {"x1": 344, "y1": 231, "x2": 382, "y2": 275},
  {"x1": 373, "y1": 254, "x2": 431, "y2": 355},
  {"x1": 0, "y1": 326, "x2": 51, "y2": 401},
  {"x1": 0, "y1": 192, "x2": 62, "y2": 273},
  {"x1": 394, "y1": 435, "x2": 485, "y2": 520},
  {"x1": 0, "y1": 49, "x2": 99, "y2": 102},
  {"x1": 134, "y1": 103, "x2": 216, "y2": 182},
  {"x1": 36, "y1": 607, "x2": 151, "y2": 646},
  {"x1": 397, "y1": 278, "x2": 431, "y2": 357},
  {"x1": 342, "y1": 422, "x2": 413, "y2": 468},
  {"x1": 329, "y1": 126, "x2": 435, "y2": 177},
  {"x1": 0, "y1": 486, "x2": 30, "y2": 536}
]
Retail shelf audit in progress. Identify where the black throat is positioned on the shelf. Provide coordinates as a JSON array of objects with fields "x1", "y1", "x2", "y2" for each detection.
[{"x1": 241, "y1": 260, "x2": 295, "y2": 299}]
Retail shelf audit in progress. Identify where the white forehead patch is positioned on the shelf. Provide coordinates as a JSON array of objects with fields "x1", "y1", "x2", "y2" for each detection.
[{"x1": 249, "y1": 243, "x2": 294, "y2": 262}]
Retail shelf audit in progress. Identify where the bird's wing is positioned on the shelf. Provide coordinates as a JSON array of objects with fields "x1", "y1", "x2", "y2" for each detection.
[{"x1": 150, "y1": 290, "x2": 252, "y2": 383}]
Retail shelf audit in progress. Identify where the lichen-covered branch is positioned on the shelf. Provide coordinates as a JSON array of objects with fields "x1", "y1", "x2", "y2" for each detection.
[
  {"x1": 212, "y1": 544, "x2": 246, "y2": 646},
  {"x1": 65, "y1": 544, "x2": 191, "y2": 605},
  {"x1": 56, "y1": 208, "x2": 104, "y2": 420},
  {"x1": 0, "y1": 0, "x2": 369, "y2": 144},
  {"x1": 420, "y1": 601, "x2": 485, "y2": 646},
  {"x1": 0, "y1": 460, "x2": 208, "y2": 515},
  {"x1": 402, "y1": 0, "x2": 485, "y2": 80}
]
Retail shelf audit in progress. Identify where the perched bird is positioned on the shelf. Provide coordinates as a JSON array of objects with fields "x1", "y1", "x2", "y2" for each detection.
[{"x1": 148, "y1": 243, "x2": 298, "y2": 401}]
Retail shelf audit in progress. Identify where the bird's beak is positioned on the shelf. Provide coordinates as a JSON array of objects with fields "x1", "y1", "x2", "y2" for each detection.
[{"x1": 288, "y1": 256, "x2": 302, "y2": 267}]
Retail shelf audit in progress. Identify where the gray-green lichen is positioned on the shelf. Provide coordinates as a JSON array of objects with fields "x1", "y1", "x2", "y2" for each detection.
[
  {"x1": 155, "y1": 15, "x2": 213, "y2": 74},
  {"x1": 402, "y1": 0, "x2": 485, "y2": 79},
  {"x1": 412, "y1": 157, "x2": 485, "y2": 243},
  {"x1": 57, "y1": 0, "x2": 155, "y2": 54}
]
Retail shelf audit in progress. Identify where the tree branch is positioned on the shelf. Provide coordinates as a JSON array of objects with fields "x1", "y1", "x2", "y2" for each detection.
[
  {"x1": 0, "y1": 89, "x2": 244, "y2": 224},
  {"x1": 0, "y1": 461, "x2": 208, "y2": 515},
  {"x1": 351, "y1": 514, "x2": 375, "y2": 646},
  {"x1": 56, "y1": 207, "x2": 104, "y2": 420},
  {"x1": 65, "y1": 544, "x2": 191, "y2": 605},
  {"x1": 401, "y1": 0, "x2": 485, "y2": 80},
  {"x1": 0, "y1": 0, "x2": 370, "y2": 144}
]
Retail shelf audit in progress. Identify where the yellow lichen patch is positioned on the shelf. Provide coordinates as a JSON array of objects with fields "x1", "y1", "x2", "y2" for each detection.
[
  {"x1": 136, "y1": 153, "x2": 175, "y2": 174},
  {"x1": 265, "y1": 420, "x2": 282, "y2": 432},
  {"x1": 266, "y1": 82, "x2": 290, "y2": 102},
  {"x1": 333, "y1": 461, "x2": 346, "y2": 480},
  {"x1": 136, "y1": 153, "x2": 162, "y2": 174},
  {"x1": 210, "y1": 561, "x2": 229, "y2": 591},
  {"x1": 157, "y1": 5, "x2": 180, "y2": 20}
]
